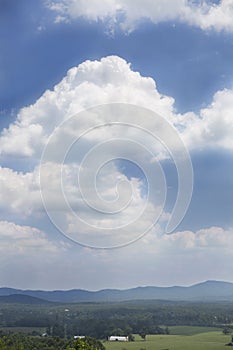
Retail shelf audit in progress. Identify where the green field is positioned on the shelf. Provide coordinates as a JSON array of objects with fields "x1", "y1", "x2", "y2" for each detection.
[
  {"x1": 169, "y1": 325, "x2": 222, "y2": 335},
  {"x1": 105, "y1": 329, "x2": 231, "y2": 350}
]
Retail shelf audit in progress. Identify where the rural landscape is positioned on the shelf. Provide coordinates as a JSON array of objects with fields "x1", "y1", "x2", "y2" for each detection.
[{"x1": 1, "y1": 281, "x2": 233, "y2": 349}]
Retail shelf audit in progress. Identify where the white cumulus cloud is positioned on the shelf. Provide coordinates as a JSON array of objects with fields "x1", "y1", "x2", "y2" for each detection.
[
  {"x1": 47, "y1": 0, "x2": 233, "y2": 33},
  {"x1": 0, "y1": 55, "x2": 232, "y2": 260},
  {"x1": 0, "y1": 55, "x2": 233, "y2": 165},
  {"x1": 0, "y1": 56, "x2": 232, "y2": 238},
  {"x1": 180, "y1": 88, "x2": 233, "y2": 150},
  {"x1": 0, "y1": 56, "x2": 174, "y2": 159}
]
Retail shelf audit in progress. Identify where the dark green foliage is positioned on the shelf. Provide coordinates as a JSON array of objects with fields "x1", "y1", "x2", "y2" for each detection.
[
  {"x1": 223, "y1": 327, "x2": 231, "y2": 335},
  {"x1": 68, "y1": 336, "x2": 105, "y2": 350},
  {"x1": 0, "y1": 334, "x2": 105, "y2": 350},
  {"x1": 128, "y1": 334, "x2": 135, "y2": 341},
  {"x1": 138, "y1": 328, "x2": 147, "y2": 340},
  {"x1": 0, "y1": 300, "x2": 232, "y2": 340}
]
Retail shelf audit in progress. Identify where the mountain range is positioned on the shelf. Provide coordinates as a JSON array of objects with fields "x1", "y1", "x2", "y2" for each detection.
[
  {"x1": 0, "y1": 294, "x2": 53, "y2": 304},
  {"x1": 1, "y1": 280, "x2": 233, "y2": 303}
]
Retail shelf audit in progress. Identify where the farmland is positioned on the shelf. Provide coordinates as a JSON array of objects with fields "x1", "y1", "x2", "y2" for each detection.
[
  {"x1": 1, "y1": 300, "x2": 233, "y2": 349},
  {"x1": 0, "y1": 300, "x2": 233, "y2": 338},
  {"x1": 105, "y1": 329, "x2": 231, "y2": 350}
]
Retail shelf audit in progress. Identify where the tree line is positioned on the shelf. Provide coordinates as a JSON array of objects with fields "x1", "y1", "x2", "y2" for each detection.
[
  {"x1": 0, "y1": 300, "x2": 232, "y2": 339},
  {"x1": 0, "y1": 334, "x2": 105, "y2": 350}
]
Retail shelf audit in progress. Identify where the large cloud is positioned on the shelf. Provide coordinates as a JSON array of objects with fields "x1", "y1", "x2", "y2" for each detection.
[
  {"x1": 1, "y1": 55, "x2": 233, "y2": 160},
  {"x1": 0, "y1": 56, "x2": 174, "y2": 159},
  {"x1": 0, "y1": 57, "x2": 174, "y2": 248},
  {"x1": 0, "y1": 55, "x2": 233, "y2": 286},
  {"x1": 47, "y1": 0, "x2": 233, "y2": 33},
  {"x1": 0, "y1": 56, "x2": 232, "y2": 241}
]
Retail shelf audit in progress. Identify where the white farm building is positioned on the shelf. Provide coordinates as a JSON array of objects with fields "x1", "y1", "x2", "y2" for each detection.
[
  {"x1": 109, "y1": 336, "x2": 129, "y2": 342},
  {"x1": 74, "y1": 336, "x2": 86, "y2": 339}
]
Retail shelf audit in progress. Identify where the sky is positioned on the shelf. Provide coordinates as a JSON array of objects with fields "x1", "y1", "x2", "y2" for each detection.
[{"x1": 0, "y1": 0, "x2": 233, "y2": 290}]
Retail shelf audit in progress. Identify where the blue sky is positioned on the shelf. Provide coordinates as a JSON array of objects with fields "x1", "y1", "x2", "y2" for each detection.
[
  {"x1": 0, "y1": 0, "x2": 233, "y2": 290},
  {"x1": 1, "y1": 1, "x2": 233, "y2": 119}
]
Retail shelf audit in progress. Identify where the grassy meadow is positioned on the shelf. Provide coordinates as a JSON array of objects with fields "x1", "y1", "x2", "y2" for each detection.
[{"x1": 104, "y1": 327, "x2": 231, "y2": 350}]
